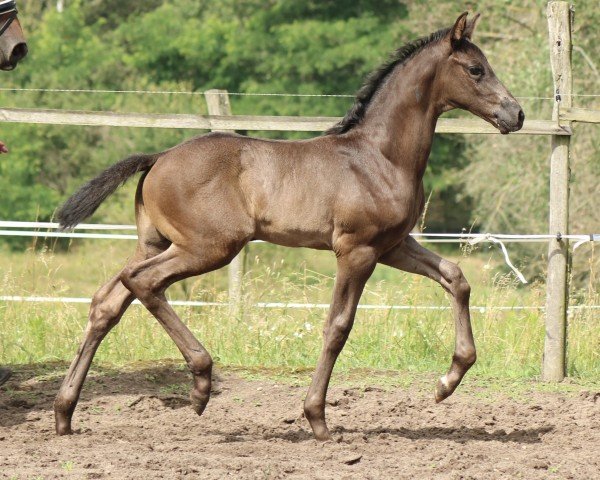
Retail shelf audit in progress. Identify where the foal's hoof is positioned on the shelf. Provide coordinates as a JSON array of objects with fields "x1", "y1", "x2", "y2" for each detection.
[
  {"x1": 190, "y1": 392, "x2": 210, "y2": 416},
  {"x1": 314, "y1": 431, "x2": 333, "y2": 442},
  {"x1": 434, "y1": 376, "x2": 454, "y2": 403},
  {"x1": 54, "y1": 403, "x2": 75, "y2": 436},
  {"x1": 55, "y1": 418, "x2": 73, "y2": 436},
  {"x1": 307, "y1": 419, "x2": 333, "y2": 442}
]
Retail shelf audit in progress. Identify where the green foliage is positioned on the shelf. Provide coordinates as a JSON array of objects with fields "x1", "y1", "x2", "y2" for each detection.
[{"x1": 0, "y1": 0, "x2": 474, "y2": 240}]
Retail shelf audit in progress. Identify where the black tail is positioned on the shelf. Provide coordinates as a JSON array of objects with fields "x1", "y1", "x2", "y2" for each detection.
[{"x1": 56, "y1": 153, "x2": 160, "y2": 230}]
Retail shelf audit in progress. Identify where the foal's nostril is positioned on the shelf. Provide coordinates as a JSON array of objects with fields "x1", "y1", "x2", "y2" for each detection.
[{"x1": 518, "y1": 109, "x2": 525, "y2": 124}]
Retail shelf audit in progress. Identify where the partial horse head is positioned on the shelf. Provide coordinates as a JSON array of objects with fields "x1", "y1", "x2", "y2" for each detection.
[
  {"x1": 436, "y1": 12, "x2": 524, "y2": 134},
  {"x1": 0, "y1": 0, "x2": 27, "y2": 71}
]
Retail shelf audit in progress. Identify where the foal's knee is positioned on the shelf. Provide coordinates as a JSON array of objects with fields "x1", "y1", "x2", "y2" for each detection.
[
  {"x1": 119, "y1": 266, "x2": 139, "y2": 293},
  {"x1": 326, "y1": 315, "x2": 353, "y2": 353},
  {"x1": 442, "y1": 262, "x2": 470, "y2": 299}
]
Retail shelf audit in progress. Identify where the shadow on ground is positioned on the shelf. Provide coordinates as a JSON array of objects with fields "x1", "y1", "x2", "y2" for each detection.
[
  {"x1": 0, "y1": 361, "x2": 220, "y2": 428},
  {"x1": 244, "y1": 424, "x2": 555, "y2": 444},
  {"x1": 333, "y1": 425, "x2": 554, "y2": 444}
]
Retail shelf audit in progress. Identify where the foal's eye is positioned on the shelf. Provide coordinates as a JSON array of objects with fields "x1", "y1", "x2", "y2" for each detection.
[{"x1": 468, "y1": 66, "x2": 484, "y2": 77}]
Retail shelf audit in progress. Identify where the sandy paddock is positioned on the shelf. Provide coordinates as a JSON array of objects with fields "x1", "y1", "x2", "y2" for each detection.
[{"x1": 1, "y1": 364, "x2": 598, "y2": 479}]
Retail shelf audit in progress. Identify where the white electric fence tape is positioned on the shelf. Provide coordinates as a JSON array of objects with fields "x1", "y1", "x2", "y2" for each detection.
[
  {"x1": 0, "y1": 221, "x2": 598, "y2": 285},
  {"x1": 0, "y1": 295, "x2": 598, "y2": 313}
]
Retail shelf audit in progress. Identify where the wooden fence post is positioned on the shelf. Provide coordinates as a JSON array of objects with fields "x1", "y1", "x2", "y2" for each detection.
[
  {"x1": 543, "y1": 1, "x2": 573, "y2": 382},
  {"x1": 204, "y1": 89, "x2": 246, "y2": 314}
]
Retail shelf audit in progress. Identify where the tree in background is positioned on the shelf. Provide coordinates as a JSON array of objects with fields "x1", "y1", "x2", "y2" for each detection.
[{"x1": 0, "y1": 0, "x2": 597, "y2": 285}]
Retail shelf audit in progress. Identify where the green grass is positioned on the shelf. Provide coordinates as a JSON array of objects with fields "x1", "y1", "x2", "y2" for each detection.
[{"x1": 0, "y1": 240, "x2": 598, "y2": 379}]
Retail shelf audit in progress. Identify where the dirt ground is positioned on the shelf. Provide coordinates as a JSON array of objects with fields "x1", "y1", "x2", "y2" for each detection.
[{"x1": 1, "y1": 363, "x2": 598, "y2": 479}]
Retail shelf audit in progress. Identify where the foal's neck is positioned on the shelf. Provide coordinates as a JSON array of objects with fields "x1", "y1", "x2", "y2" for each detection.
[{"x1": 356, "y1": 46, "x2": 445, "y2": 180}]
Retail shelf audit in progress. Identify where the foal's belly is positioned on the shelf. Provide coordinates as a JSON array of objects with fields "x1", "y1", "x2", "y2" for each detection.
[
  {"x1": 250, "y1": 187, "x2": 417, "y2": 251},
  {"x1": 252, "y1": 195, "x2": 335, "y2": 249}
]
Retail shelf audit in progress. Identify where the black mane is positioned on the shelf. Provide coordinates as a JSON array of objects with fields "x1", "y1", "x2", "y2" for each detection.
[{"x1": 325, "y1": 27, "x2": 451, "y2": 135}]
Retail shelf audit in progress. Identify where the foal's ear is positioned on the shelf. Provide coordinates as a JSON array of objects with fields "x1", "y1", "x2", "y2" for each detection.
[
  {"x1": 463, "y1": 13, "x2": 481, "y2": 40},
  {"x1": 449, "y1": 12, "x2": 469, "y2": 46}
]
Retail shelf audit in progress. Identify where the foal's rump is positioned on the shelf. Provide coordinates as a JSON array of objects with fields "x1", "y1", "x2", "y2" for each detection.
[
  {"x1": 55, "y1": 131, "x2": 247, "y2": 233},
  {"x1": 139, "y1": 133, "x2": 256, "y2": 248}
]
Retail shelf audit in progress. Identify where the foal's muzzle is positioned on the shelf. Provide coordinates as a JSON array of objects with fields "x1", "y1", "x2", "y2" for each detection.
[{"x1": 494, "y1": 99, "x2": 524, "y2": 134}]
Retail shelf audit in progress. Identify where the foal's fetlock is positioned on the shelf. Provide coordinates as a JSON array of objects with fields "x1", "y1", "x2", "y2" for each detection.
[
  {"x1": 434, "y1": 354, "x2": 475, "y2": 404},
  {"x1": 303, "y1": 396, "x2": 323, "y2": 420},
  {"x1": 459, "y1": 351, "x2": 477, "y2": 369},
  {"x1": 55, "y1": 416, "x2": 74, "y2": 436}
]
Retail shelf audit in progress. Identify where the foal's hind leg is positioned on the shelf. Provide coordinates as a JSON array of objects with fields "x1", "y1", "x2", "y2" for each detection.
[
  {"x1": 54, "y1": 273, "x2": 136, "y2": 435},
  {"x1": 380, "y1": 237, "x2": 476, "y2": 403},
  {"x1": 55, "y1": 221, "x2": 167, "y2": 436},
  {"x1": 120, "y1": 242, "x2": 238, "y2": 416}
]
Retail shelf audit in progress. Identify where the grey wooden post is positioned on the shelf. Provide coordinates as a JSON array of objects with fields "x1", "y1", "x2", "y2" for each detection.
[
  {"x1": 204, "y1": 89, "x2": 246, "y2": 314},
  {"x1": 543, "y1": 1, "x2": 573, "y2": 382}
]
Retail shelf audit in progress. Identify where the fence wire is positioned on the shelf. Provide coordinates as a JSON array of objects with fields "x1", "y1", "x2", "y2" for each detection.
[{"x1": 1, "y1": 86, "x2": 598, "y2": 100}]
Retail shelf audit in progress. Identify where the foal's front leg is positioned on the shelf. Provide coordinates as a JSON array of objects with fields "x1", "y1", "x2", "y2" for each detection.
[
  {"x1": 380, "y1": 237, "x2": 476, "y2": 402},
  {"x1": 304, "y1": 246, "x2": 377, "y2": 441}
]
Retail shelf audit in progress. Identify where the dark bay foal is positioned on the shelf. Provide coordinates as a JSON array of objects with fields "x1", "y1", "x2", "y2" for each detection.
[{"x1": 55, "y1": 13, "x2": 523, "y2": 441}]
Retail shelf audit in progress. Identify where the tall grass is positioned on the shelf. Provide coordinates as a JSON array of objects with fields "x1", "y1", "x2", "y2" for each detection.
[{"x1": 0, "y1": 241, "x2": 597, "y2": 379}]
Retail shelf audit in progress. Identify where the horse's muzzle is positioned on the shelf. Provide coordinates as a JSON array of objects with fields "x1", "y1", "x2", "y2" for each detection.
[{"x1": 0, "y1": 41, "x2": 27, "y2": 70}]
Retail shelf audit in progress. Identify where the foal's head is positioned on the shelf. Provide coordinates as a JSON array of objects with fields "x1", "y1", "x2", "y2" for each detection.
[
  {"x1": 435, "y1": 12, "x2": 524, "y2": 134},
  {"x1": 0, "y1": 1, "x2": 27, "y2": 71}
]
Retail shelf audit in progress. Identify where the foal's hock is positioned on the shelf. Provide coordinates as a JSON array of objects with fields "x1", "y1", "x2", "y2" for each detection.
[{"x1": 54, "y1": 12, "x2": 523, "y2": 441}]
